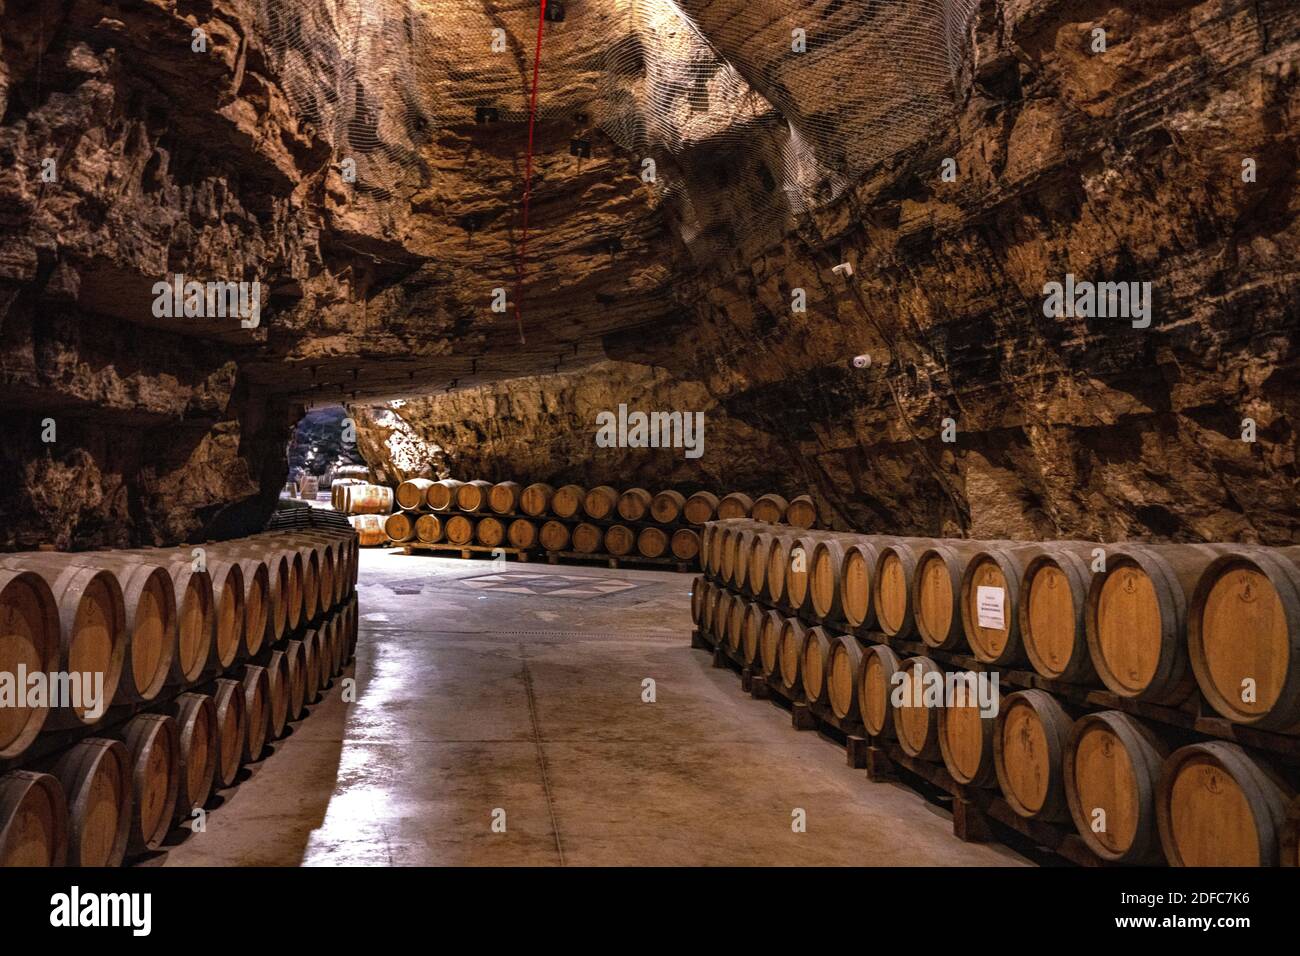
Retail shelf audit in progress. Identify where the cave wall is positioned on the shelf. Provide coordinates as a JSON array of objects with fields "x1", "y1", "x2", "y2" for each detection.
[{"x1": 371, "y1": 0, "x2": 1300, "y2": 545}]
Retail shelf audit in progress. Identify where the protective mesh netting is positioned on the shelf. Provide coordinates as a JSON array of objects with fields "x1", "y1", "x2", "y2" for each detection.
[{"x1": 253, "y1": 0, "x2": 977, "y2": 262}]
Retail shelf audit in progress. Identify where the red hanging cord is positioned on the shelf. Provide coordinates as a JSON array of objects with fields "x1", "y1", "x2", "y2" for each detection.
[{"x1": 513, "y1": 0, "x2": 549, "y2": 346}]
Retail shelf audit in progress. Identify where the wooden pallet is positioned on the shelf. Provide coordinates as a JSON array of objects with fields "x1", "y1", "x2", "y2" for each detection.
[
  {"x1": 401, "y1": 542, "x2": 531, "y2": 562},
  {"x1": 545, "y1": 549, "x2": 692, "y2": 573}
]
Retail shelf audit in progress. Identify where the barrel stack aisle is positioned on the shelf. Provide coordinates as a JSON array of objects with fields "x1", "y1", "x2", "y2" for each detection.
[
  {"x1": 0, "y1": 529, "x2": 358, "y2": 867},
  {"x1": 692, "y1": 519, "x2": 1300, "y2": 867}
]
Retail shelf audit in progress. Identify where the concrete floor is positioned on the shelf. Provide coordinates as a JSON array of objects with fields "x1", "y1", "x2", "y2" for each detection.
[{"x1": 158, "y1": 549, "x2": 1028, "y2": 866}]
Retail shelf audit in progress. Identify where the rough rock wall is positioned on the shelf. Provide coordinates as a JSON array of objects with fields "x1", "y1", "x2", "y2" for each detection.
[{"x1": 374, "y1": 0, "x2": 1300, "y2": 545}]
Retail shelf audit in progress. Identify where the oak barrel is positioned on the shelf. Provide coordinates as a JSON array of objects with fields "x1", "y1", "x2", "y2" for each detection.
[
  {"x1": 716, "y1": 492, "x2": 754, "y2": 520},
  {"x1": 892, "y1": 656, "x2": 944, "y2": 760},
  {"x1": 637, "y1": 527, "x2": 669, "y2": 559},
  {"x1": 50, "y1": 737, "x2": 131, "y2": 867},
  {"x1": 241, "y1": 664, "x2": 271, "y2": 763},
  {"x1": 913, "y1": 541, "x2": 988, "y2": 650},
  {"x1": 671, "y1": 528, "x2": 700, "y2": 561},
  {"x1": 476, "y1": 516, "x2": 506, "y2": 549},
  {"x1": 604, "y1": 524, "x2": 634, "y2": 557},
  {"x1": 740, "y1": 601, "x2": 764, "y2": 666},
  {"x1": 751, "y1": 493, "x2": 789, "y2": 524},
  {"x1": 264, "y1": 649, "x2": 291, "y2": 740},
  {"x1": 757, "y1": 610, "x2": 784, "y2": 677},
  {"x1": 712, "y1": 591, "x2": 733, "y2": 644},
  {"x1": 519, "y1": 483, "x2": 555, "y2": 517},
  {"x1": 572, "y1": 523, "x2": 603, "y2": 555},
  {"x1": 445, "y1": 515, "x2": 475, "y2": 546},
  {"x1": 839, "y1": 537, "x2": 896, "y2": 631},
  {"x1": 539, "y1": 521, "x2": 571, "y2": 552},
  {"x1": 121, "y1": 712, "x2": 179, "y2": 854},
  {"x1": 1063, "y1": 710, "x2": 1167, "y2": 863},
  {"x1": 777, "y1": 617, "x2": 808, "y2": 694},
  {"x1": 488, "y1": 481, "x2": 523, "y2": 515},
  {"x1": 650, "y1": 489, "x2": 686, "y2": 524},
  {"x1": 826, "y1": 634, "x2": 864, "y2": 722},
  {"x1": 1020, "y1": 547, "x2": 1100, "y2": 682},
  {"x1": 1156, "y1": 741, "x2": 1292, "y2": 867},
  {"x1": 785, "y1": 495, "x2": 817, "y2": 529},
  {"x1": 0, "y1": 570, "x2": 60, "y2": 759},
  {"x1": 349, "y1": 513, "x2": 387, "y2": 547},
  {"x1": 169, "y1": 692, "x2": 216, "y2": 821},
  {"x1": 551, "y1": 484, "x2": 586, "y2": 519},
  {"x1": 211, "y1": 677, "x2": 247, "y2": 789},
  {"x1": 683, "y1": 491, "x2": 719, "y2": 525},
  {"x1": 800, "y1": 625, "x2": 835, "y2": 706},
  {"x1": 873, "y1": 540, "x2": 933, "y2": 639},
  {"x1": 396, "y1": 478, "x2": 434, "y2": 511},
  {"x1": 617, "y1": 488, "x2": 653, "y2": 522},
  {"x1": 507, "y1": 519, "x2": 538, "y2": 550},
  {"x1": 690, "y1": 578, "x2": 708, "y2": 627},
  {"x1": 456, "y1": 479, "x2": 494, "y2": 513},
  {"x1": 425, "y1": 479, "x2": 464, "y2": 512},
  {"x1": 726, "y1": 596, "x2": 746, "y2": 653},
  {"x1": 938, "y1": 682, "x2": 999, "y2": 787},
  {"x1": 284, "y1": 640, "x2": 309, "y2": 720},
  {"x1": 0, "y1": 770, "x2": 67, "y2": 866},
  {"x1": 958, "y1": 544, "x2": 1045, "y2": 666},
  {"x1": 384, "y1": 511, "x2": 416, "y2": 543},
  {"x1": 414, "y1": 514, "x2": 443, "y2": 544},
  {"x1": 993, "y1": 689, "x2": 1073, "y2": 821},
  {"x1": 1188, "y1": 546, "x2": 1300, "y2": 730}
]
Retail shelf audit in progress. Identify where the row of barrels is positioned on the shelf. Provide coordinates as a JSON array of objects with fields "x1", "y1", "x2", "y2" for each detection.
[
  {"x1": 702, "y1": 520, "x2": 1300, "y2": 732},
  {"x1": 333, "y1": 481, "x2": 394, "y2": 515},
  {"x1": 0, "y1": 596, "x2": 357, "y2": 866},
  {"x1": 373, "y1": 511, "x2": 701, "y2": 561},
  {"x1": 0, "y1": 528, "x2": 358, "y2": 763},
  {"x1": 694, "y1": 579, "x2": 1297, "y2": 867},
  {"x1": 392, "y1": 479, "x2": 819, "y2": 528}
]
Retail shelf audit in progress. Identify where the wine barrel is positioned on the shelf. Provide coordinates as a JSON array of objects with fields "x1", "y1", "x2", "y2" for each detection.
[
  {"x1": 1020, "y1": 546, "x2": 1101, "y2": 682},
  {"x1": 1283, "y1": 797, "x2": 1300, "y2": 867},
  {"x1": 740, "y1": 601, "x2": 764, "y2": 667},
  {"x1": 476, "y1": 516, "x2": 506, "y2": 549},
  {"x1": 1086, "y1": 544, "x2": 1229, "y2": 704},
  {"x1": 993, "y1": 689, "x2": 1073, "y2": 821},
  {"x1": 605, "y1": 524, "x2": 634, "y2": 556},
  {"x1": 330, "y1": 478, "x2": 364, "y2": 511},
  {"x1": 838, "y1": 537, "x2": 898, "y2": 632},
  {"x1": 343, "y1": 483, "x2": 393, "y2": 515},
  {"x1": 785, "y1": 495, "x2": 817, "y2": 529},
  {"x1": 425, "y1": 479, "x2": 464, "y2": 512},
  {"x1": 650, "y1": 490, "x2": 686, "y2": 524},
  {"x1": 826, "y1": 634, "x2": 865, "y2": 721},
  {"x1": 8, "y1": 561, "x2": 126, "y2": 728},
  {"x1": 308, "y1": 628, "x2": 329, "y2": 696},
  {"x1": 349, "y1": 513, "x2": 387, "y2": 547},
  {"x1": 49, "y1": 737, "x2": 131, "y2": 867},
  {"x1": 488, "y1": 481, "x2": 523, "y2": 515},
  {"x1": 211, "y1": 677, "x2": 247, "y2": 789},
  {"x1": 800, "y1": 625, "x2": 836, "y2": 706},
  {"x1": 445, "y1": 515, "x2": 474, "y2": 546},
  {"x1": 810, "y1": 537, "x2": 855, "y2": 623},
  {"x1": 717, "y1": 492, "x2": 754, "y2": 520},
  {"x1": 938, "y1": 682, "x2": 999, "y2": 787},
  {"x1": 581, "y1": 485, "x2": 618, "y2": 520},
  {"x1": 0, "y1": 570, "x2": 60, "y2": 759},
  {"x1": 744, "y1": 531, "x2": 773, "y2": 597},
  {"x1": 701, "y1": 585, "x2": 720, "y2": 638},
  {"x1": 913, "y1": 541, "x2": 989, "y2": 651},
  {"x1": 539, "y1": 520, "x2": 570, "y2": 552},
  {"x1": 751, "y1": 493, "x2": 789, "y2": 524},
  {"x1": 784, "y1": 533, "x2": 826, "y2": 615},
  {"x1": 284, "y1": 639, "x2": 309, "y2": 720},
  {"x1": 507, "y1": 519, "x2": 538, "y2": 550},
  {"x1": 637, "y1": 527, "x2": 669, "y2": 559},
  {"x1": 958, "y1": 544, "x2": 1047, "y2": 666},
  {"x1": 683, "y1": 491, "x2": 719, "y2": 525},
  {"x1": 241, "y1": 664, "x2": 271, "y2": 763},
  {"x1": 551, "y1": 484, "x2": 586, "y2": 519},
  {"x1": 1063, "y1": 711, "x2": 1167, "y2": 863},
  {"x1": 456, "y1": 480, "x2": 494, "y2": 513},
  {"x1": 892, "y1": 657, "x2": 944, "y2": 760},
  {"x1": 396, "y1": 478, "x2": 435, "y2": 511},
  {"x1": 758, "y1": 610, "x2": 784, "y2": 677},
  {"x1": 264, "y1": 649, "x2": 291, "y2": 740},
  {"x1": 415, "y1": 514, "x2": 443, "y2": 544},
  {"x1": 0, "y1": 770, "x2": 67, "y2": 866},
  {"x1": 616, "y1": 488, "x2": 653, "y2": 522},
  {"x1": 777, "y1": 617, "x2": 809, "y2": 695},
  {"x1": 712, "y1": 591, "x2": 733, "y2": 645},
  {"x1": 671, "y1": 528, "x2": 700, "y2": 562},
  {"x1": 728, "y1": 527, "x2": 761, "y2": 589},
  {"x1": 1156, "y1": 741, "x2": 1292, "y2": 867},
  {"x1": 519, "y1": 483, "x2": 555, "y2": 517},
  {"x1": 873, "y1": 540, "x2": 934, "y2": 639},
  {"x1": 199, "y1": 557, "x2": 245, "y2": 671},
  {"x1": 690, "y1": 578, "x2": 708, "y2": 627},
  {"x1": 1188, "y1": 546, "x2": 1300, "y2": 731},
  {"x1": 121, "y1": 712, "x2": 179, "y2": 854},
  {"x1": 169, "y1": 692, "x2": 216, "y2": 822},
  {"x1": 209, "y1": 544, "x2": 289, "y2": 649},
  {"x1": 572, "y1": 523, "x2": 603, "y2": 555},
  {"x1": 385, "y1": 511, "x2": 416, "y2": 543},
  {"x1": 726, "y1": 596, "x2": 746, "y2": 654},
  {"x1": 763, "y1": 533, "x2": 802, "y2": 608}
]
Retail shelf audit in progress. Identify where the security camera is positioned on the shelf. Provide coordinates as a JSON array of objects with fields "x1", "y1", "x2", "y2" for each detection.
[{"x1": 851, "y1": 354, "x2": 871, "y2": 369}]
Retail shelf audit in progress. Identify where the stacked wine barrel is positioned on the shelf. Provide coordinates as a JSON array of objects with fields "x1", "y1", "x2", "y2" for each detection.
[
  {"x1": 694, "y1": 520, "x2": 1300, "y2": 867},
  {"x1": 378, "y1": 478, "x2": 819, "y2": 569},
  {"x1": 0, "y1": 528, "x2": 359, "y2": 867}
]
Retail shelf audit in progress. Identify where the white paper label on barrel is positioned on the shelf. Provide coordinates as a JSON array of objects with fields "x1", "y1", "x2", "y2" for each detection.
[{"x1": 976, "y1": 586, "x2": 1005, "y2": 630}]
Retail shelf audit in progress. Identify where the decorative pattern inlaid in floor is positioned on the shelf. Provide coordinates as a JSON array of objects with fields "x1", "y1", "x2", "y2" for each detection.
[{"x1": 459, "y1": 571, "x2": 643, "y2": 599}]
